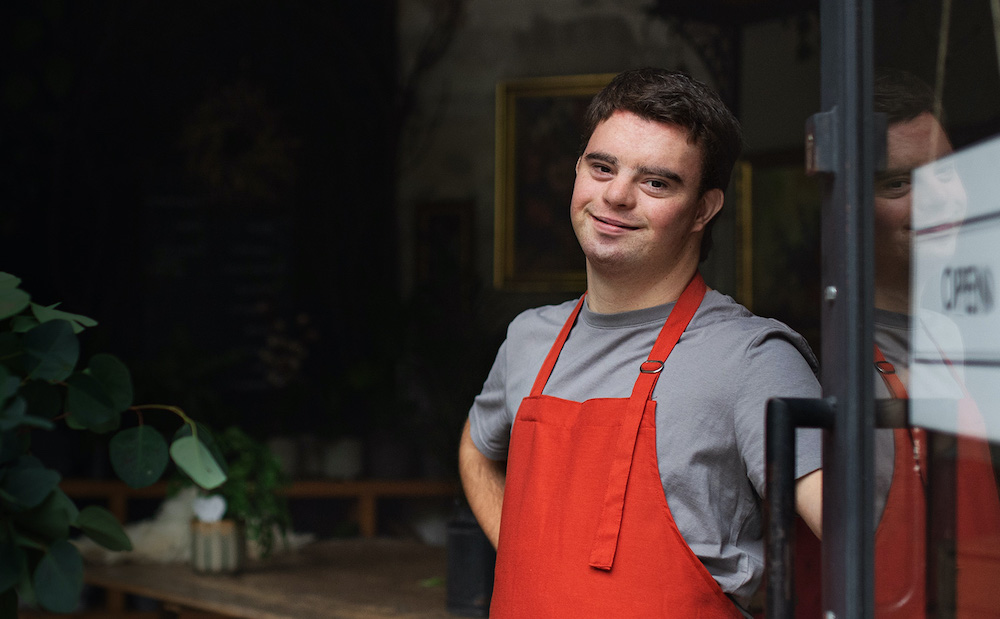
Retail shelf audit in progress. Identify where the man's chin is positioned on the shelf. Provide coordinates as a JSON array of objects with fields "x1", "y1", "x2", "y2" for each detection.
[{"x1": 583, "y1": 253, "x2": 634, "y2": 274}]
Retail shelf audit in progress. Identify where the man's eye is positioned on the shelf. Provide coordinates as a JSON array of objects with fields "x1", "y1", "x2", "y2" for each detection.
[{"x1": 876, "y1": 177, "x2": 911, "y2": 198}]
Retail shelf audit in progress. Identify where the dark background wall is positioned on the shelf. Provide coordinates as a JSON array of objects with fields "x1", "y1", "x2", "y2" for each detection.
[{"x1": 0, "y1": 1, "x2": 434, "y2": 476}]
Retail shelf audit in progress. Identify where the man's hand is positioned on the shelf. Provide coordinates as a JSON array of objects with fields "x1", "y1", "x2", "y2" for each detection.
[{"x1": 458, "y1": 418, "x2": 507, "y2": 548}]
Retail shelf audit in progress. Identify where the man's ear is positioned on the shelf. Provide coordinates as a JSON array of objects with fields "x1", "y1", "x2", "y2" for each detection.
[{"x1": 694, "y1": 188, "x2": 725, "y2": 232}]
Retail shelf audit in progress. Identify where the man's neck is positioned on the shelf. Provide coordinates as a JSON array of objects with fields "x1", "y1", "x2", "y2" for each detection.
[
  {"x1": 585, "y1": 261, "x2": 699, "y2": 314},
  {"x1": 874, "y1": 283, "x2": 910, "y2": 315}
]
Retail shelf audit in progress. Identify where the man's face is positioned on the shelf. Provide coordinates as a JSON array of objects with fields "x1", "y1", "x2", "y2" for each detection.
[
  {"x1": 570, "y1": 110, "x2": 721, "y2": 280},
  {"x1": 874, "y1": 112, "x2": 960, "y2": 286}
]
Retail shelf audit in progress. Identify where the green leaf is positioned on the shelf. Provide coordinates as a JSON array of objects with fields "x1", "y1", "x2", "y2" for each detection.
[
  {"x1": 10, "y1": 315, "x2": 39, "y2": 333},
  {"x1": 0, "y1": 396, "x2": 27, "y2": 431},
  {"x1": 22, "y1": 320, "x2": 78, "y2": 381},
  {"x1": 74, "y1": 506, "x2": 132, "y2": 552},
  {"x1": 0, "y1": 273, "x2": 21, "y2": 290},
  {"x1": 170, "y1": 435, "x2": 227, "y2": 490},
  {"x1": 87, "y1": 414, "x2": 122, "y2": 434},
  {"x1": 13, "y1": 487, "x2": 79, "y2": 542},
  {"x1": 33, "y1": 540, "x2": 83, "y2": 613},
  {"x1": 64, "y1": 415, "x2": 86, "y2": 430},
  {"x1": 0, "y1": 395, "x2": 54, "y2": 431},
  {"x1": 11, "y1": 414, "x2": 56, "y2": 431},
  {"x1": 0, "y1": 288, "x2": 30, "y2": 321},
  {"x1": 15, "y1": 559, "x2": 37, "y2": 608},
  {"x1": 64, "y1": 372, "x2": 116, "y2": 432},
  {"x1": 30, "y1": 302, "x2": 97, "y2": 334},
  {"x1": 10, "y1": 530, "x2": 47, "y2": 552},
  {"x1": 0, "y1": 332, "x2": 22, "y2": 372},
  {"x1": 0, "y1": 537, "x2": 26, "y2": 593},
  {"x1": 110, "y1": 426, "x2": 169, "y2": 488},
  {"x1": 174, "y1": 423, "x2": 228, "y2": 478},
  {"x1": 0, "y1": 455, "x2": 61, "y2": 510},
  {"x1": 86, "y1": 353, "x2": 133, "y2": 411}
]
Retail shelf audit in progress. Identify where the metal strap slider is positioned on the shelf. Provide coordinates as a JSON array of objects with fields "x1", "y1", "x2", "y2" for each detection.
[
  {"x1": 875, "y1": 360, "x2": 896, "y2": 375},
  {"x1": 640, "y1": 360, "x2": 664, "y2": 374}
]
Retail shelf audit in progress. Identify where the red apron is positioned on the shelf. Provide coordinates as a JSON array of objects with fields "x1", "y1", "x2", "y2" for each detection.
[
  {"x1": 490, "y1": 273, "x2": 743, "y2": 618},
  {"x1": 873, "y1": 344, "x2": 1000, "y2": 618}
]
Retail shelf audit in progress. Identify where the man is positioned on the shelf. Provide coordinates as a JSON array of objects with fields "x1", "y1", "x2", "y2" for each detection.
[
  {"x1": 871, "y1": 67, "x2": 1000, "y2": 617},
  {"x1": 459, "y1": 68, "x2": 823, "y2": 618}
]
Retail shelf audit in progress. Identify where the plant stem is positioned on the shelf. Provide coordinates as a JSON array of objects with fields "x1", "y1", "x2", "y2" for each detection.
[{"x1": 129, "y1": 405, "x2": 196, "y2": 436}]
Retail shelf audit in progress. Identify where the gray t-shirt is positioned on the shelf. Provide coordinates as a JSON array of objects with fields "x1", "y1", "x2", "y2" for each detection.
[{"x1": 468, "y1": 289, "x2": 822, "y2": 608}]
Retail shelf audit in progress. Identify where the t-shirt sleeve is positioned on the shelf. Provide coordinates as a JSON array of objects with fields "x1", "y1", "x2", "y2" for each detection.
[
  {"x1": 735, "y1": 329, "x2": 823, "y2": 496},
  {"x1": 467, "y1": 339, "x2": 513, "y2": 461}
]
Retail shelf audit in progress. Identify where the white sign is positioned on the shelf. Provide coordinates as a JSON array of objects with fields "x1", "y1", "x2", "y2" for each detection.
[{"x1": 910, "y1": 134, "x2": 1000, "y2": 440}]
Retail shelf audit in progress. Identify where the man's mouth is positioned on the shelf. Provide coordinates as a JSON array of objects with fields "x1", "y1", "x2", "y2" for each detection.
[{"x1": 592, "y1": 214, "x2": 640, "y2": 230}]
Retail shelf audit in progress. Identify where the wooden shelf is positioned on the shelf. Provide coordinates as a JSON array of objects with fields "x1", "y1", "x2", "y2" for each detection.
[{"x1": 57, "y1": 478, "x2": 461, "y2": 617}]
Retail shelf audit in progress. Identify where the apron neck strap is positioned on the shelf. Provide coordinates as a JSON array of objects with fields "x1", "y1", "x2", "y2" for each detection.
[
  {"x1": 529, "y1": 294, "x2": 587, "y2": 397},
  {"x1": 874, "y1": 344, "x2": 909, "y2": 400},
  {"x1": 640, "y1": 272, "x2": 707, "y2": 378},
  {"x1": 589, "y1": 272, "x2": 707, "y2": 570}
]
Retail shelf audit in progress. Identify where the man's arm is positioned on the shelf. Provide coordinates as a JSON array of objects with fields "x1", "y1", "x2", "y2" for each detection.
[
  {"x1": 795, "y1": 469, "x2": 823, "y2": 539},
  {"x1": 459, "y1": 418, "x2": 506, "y2": 548}
]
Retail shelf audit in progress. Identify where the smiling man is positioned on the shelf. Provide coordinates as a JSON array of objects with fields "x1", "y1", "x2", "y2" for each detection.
[{"x1": 459, "y1": 68, "x2": 823, "y2": 617}]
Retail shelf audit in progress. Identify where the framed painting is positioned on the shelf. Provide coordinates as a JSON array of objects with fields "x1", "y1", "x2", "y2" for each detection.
[{"x1": 493, "y1": 74, "x2": 616, "y2": 291}]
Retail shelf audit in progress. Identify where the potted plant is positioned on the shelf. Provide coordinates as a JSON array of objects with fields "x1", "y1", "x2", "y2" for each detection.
[
  {"x1": 0, "y1": 273, "x2": 227, "y2": 614},
  {"x1": 182, "y1": 425, "x2": 291, "y2": 573}
]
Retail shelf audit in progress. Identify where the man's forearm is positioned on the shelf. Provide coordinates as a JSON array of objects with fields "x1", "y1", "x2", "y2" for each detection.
[
  {"x1": 796, "y1": 469, "x2": 823, "y2": 539},
  {"x1": 459, "y1": 418, "x2": 506, "y2": 548}
]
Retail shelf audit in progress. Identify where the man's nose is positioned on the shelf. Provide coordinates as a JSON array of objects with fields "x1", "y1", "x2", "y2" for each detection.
[
  {"x1": 919, "y1": 168, "x2": 967, "y2": 215},
  {"x1": 603, "y1": 176, "x2": 635, "y2": 208}
]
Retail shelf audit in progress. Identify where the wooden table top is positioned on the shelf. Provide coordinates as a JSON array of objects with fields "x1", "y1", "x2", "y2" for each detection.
[{"x1": 84, "y1": 538, "x2": 454, "y2": 619}]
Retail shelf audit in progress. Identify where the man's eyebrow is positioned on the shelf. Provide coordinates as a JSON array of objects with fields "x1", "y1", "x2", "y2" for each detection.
[
  {"x1": 584, "y1": 151, "x2": 618, "y2": 166},
  {"x1": 875, "y1": 167, "x2": 912, "y2": 181},
  {"x1": 583, "y1": 152, "x2": 685, "y2": 185},
  {"x1": 636, "y1": 164, "x2": 684, "y2": 185}
]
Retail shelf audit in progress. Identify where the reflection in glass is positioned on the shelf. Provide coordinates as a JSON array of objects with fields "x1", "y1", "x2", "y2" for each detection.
[{"x1": 870, "y1": 0, "x2": 1000, "y2": 609}]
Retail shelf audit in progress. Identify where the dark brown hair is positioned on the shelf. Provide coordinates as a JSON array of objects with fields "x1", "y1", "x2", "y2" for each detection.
[
  {"x1": 873, "y1": 67, "x2": 937, "y2": 125},
  {"x1": 582, "y1": 68, "x2": 743, "y2": 262}
]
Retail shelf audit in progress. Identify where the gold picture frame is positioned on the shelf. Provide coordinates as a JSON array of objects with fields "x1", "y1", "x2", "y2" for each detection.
[{"x1": 493, "y1": 74, "x2": 616, "y2": 291}]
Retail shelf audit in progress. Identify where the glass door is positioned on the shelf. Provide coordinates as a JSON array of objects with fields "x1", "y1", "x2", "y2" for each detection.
[{"x1": 803, "y1": 1, "x2": 1000, "y2": 617}]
